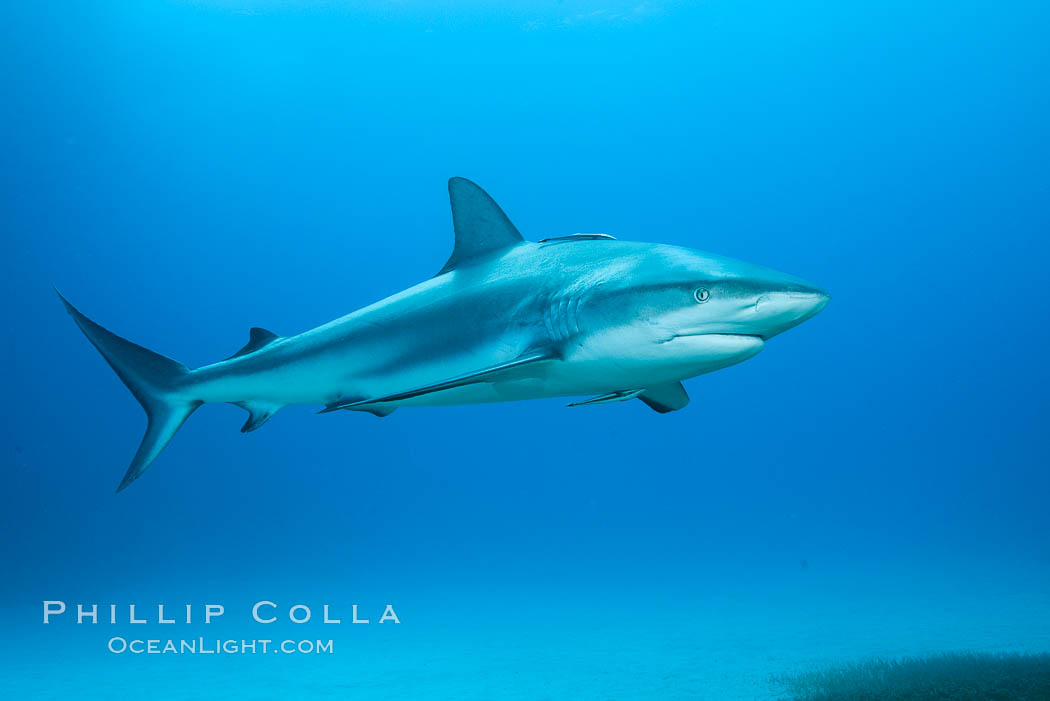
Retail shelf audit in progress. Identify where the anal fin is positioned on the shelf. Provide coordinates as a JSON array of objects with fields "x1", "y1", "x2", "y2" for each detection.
[
  {"x1": 235, "y1": 401, "x2": 284, "y2": 432},
  {"x1": 347, "y1": 405, "x2": 397, "y2": 418}
]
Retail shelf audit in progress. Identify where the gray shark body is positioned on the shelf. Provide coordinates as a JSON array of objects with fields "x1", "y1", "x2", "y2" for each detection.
[{"x1": 62, "y1": 178, "x2": 829, "y2": 491}]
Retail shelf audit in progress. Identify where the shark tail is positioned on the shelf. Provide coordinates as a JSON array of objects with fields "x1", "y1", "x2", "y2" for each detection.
[{"x1": 58, "y1": 292, "x2": 201, "y2": 492}]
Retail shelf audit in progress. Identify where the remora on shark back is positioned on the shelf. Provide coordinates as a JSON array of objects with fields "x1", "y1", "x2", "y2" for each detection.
[{"x1": 60, "y1": 177, "x2": 830, "y2": 492}]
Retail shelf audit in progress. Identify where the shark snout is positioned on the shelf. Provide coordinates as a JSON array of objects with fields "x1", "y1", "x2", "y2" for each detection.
[{"x1": 752, "y1": 285, "x2": 830, "y2": 339}]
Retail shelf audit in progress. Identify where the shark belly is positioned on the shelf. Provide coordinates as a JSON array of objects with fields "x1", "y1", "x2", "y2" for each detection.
[{"x1": 382, "y1": 333, "x2": 765, "y2": 408}]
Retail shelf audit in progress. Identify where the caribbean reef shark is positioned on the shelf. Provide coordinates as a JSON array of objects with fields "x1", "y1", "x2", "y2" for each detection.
[{"x1": 60, "y1": 177, "x2": 829, "y2": 491}]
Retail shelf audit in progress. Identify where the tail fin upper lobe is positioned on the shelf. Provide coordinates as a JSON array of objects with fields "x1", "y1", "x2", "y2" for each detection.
[{"x1": 58, "y1": 292, "x2": 199, "y2": 492}]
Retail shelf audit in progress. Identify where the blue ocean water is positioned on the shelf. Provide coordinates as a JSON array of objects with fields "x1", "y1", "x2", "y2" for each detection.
[{"x1": 2, "y1": 1, "x2": 1049, "y2": 698}]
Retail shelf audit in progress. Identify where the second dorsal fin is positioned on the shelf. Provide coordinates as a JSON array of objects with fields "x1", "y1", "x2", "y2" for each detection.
[
  {"x1": 437, "y1": 177, "x2": 524, "y2": 275},
  {"x1": 228, "y1": 327, "x2": 281, "y2": 360}
]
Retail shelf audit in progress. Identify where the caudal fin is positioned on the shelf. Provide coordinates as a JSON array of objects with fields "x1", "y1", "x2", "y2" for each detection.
[{"x1": 58, "y1": 292, "x2": 200, "y2": 492}]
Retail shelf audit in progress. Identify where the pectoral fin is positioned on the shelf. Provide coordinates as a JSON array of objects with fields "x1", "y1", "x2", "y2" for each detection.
[
  {"x1": 638, "y1": 382, "x2": 690, "y2": 413},
  {"x1": 319, "y1": 350, "x2": 556, "y2": 412}
]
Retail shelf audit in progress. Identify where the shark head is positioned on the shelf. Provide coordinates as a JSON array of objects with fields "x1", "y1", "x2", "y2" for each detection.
[
  {"x1": 574, "y1": 242, "x2": 830, "y2": 379},
  {"x1": 636, "y1": 244, "x2": 831, "y2": 341}
]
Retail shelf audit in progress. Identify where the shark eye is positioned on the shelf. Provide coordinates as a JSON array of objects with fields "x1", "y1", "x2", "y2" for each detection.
[{"x1": 693, "y1": 287, "x2": 710, "y2": 303}]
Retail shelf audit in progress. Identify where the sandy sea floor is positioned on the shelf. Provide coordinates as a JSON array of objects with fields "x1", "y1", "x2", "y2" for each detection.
[{"x1": 5, "y1": 562, "x2": 1049, "y2": 699}]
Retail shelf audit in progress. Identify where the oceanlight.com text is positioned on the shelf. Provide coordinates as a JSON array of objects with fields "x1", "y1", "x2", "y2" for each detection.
[{"x1": 107, "y1": 637, "x2": 334, "y2": 655}]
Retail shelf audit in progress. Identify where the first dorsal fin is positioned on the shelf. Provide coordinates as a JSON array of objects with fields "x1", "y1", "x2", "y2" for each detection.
[
  {"x1": 437, "y1": 177, "x2": 524, "y2": 275},
  {"x1": 227, "y1": 327, "x2": 281, "y2": 360}
]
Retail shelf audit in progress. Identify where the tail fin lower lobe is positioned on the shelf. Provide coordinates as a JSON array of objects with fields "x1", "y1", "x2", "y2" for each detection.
[{"x1": 58, "y1": 292, "x2": 200, "y2": 492}]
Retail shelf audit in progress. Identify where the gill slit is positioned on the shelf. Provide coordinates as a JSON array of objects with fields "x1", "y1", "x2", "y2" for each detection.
[{"x1": 544, "y1": 292, "x2": 580, "y2": 345}]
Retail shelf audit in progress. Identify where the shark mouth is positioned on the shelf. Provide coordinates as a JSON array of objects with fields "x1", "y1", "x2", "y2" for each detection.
[
  {"x1": 659, "y1": 333, "x2": 766, "y2": 361},
  {"x1": 661, "y1": 332, "x2": 765, "y2": 344}
]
